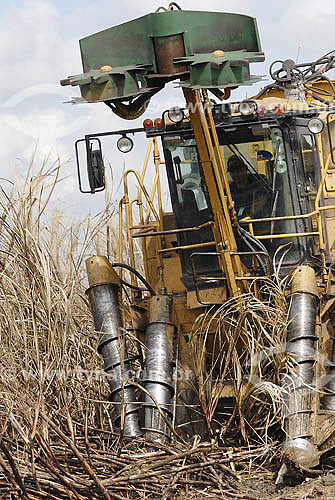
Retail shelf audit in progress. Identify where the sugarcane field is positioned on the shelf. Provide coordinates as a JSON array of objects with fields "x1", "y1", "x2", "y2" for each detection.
[{"x1": 2, "y1": 1, "x2": 335, "y2": 499}]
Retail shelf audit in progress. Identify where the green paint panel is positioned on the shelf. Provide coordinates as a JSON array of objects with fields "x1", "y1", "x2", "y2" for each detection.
[
  {"x1": 148, "y1": 10, "x2": 261, "y2": 53},
  {"x1": 79, "y1": 10, "x2": 262, "y2": 71},
  {"x1": 79, "y1": 16, "x2": 153, "y2": 72}
]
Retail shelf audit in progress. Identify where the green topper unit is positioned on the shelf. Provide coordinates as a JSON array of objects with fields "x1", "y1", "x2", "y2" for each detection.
[{"x1": 60, "y1": 9, "x2": 264, "y2": 106}]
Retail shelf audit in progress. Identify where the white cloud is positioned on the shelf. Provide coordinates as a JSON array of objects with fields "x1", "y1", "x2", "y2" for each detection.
[
  {"x1": 0, "y1": 0, "x2": 93, "y2": 211},
  {"x1": 118, "y1": 0, "x2": 254, "y2": 17},
  {"x1": 251, "y1": 1, "x2": 335, "y2": 64},
  {"x1": 0, "y1": 0, "x2": 335, "y2": 217},
  {"x1": 0, "y1": 1, "x2": 78, "y2": 95}
]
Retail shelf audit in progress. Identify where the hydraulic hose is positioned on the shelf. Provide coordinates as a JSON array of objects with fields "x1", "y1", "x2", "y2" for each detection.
[
  {"x1": 156, "y1": 2, "x2": 182, "y2": 11},
  {"x1": 120, "y1": 278, "x2": 147, "y2": 293},
  {"x1": 106, "y1": 99, "x2": 149, "y2": 121},
  {"x1": 236, "y1": 224, "x2": 272, "y2": 275},
  {"x1": 112, "y1": 263, "x2": 156, "y2": 296},
  {"x1": 267, "y1": 53, "x2": 335, "y2": 103},
  {"x1": 237, "y1": 223, "x2": 270, "y2": 255},
  {"x1": 168, "y1": 2, "x2": 182, "y2": 9},
  {"x1": 236, "y1": 226, "x2": 267, "y2": 275},
  {"x1": 105, "y1": 89, "x2": 161, "y2": 121}
]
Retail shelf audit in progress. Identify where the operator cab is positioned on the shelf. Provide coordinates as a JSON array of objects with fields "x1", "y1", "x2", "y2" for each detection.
[
  {"x1": 75, "y1": 100, "x2": 329, "y2": 292},
  {"x1": 159, "y1": 101, "x2": 327, "y2": 288}
]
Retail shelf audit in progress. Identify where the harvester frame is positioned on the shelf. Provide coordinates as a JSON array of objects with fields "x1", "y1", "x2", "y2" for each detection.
[{"x1": 61, "y1": 3, "x2": 335, "y2": 481}]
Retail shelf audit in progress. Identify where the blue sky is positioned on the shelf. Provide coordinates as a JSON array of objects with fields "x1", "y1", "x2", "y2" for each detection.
[{"x1": 0, "y1": 0, "x2": 335, "y2": 216}]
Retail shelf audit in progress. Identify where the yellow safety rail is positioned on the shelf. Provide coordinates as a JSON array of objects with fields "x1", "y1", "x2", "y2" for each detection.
[{"x1": 118, "y1": 137, "x2": 165, "y2": 290}]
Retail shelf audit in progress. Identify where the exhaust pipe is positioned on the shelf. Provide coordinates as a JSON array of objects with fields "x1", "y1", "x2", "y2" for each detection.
[
  {"x1": 282, "y1": 265, "x2": 319, "y2": 468},
  {"x1": 143, "y1": 295, "x2": 175, "y2": 443},
  {"x1": 86, "y1": 256, "x2": 141, "y2": 437}
]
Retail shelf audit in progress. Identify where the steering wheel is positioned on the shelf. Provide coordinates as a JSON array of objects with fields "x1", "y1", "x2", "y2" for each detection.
[{"x1": 182, "y1": 174, "x2": 201, "y2": 190}]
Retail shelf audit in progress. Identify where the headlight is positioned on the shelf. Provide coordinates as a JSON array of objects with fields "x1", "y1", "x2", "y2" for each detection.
[
  {"x1": 308, "y1": 118, "x2": 324, "y2": 134},
  {"x1": 117, "y1": 136, "x2": 134, "y2": 153},
  {"x1": 168, "y1": 107, "x2": 184, "y2": 123},
  {"x1": 238, "y1": 100, "x2": 257, "y2": 116}
]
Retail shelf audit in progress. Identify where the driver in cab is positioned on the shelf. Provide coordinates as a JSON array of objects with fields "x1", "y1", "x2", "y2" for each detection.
[{"x1": 227, "y1": 155, "x2": 269, "y2": 220}]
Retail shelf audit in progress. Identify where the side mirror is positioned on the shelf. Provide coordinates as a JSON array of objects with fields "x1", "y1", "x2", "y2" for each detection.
[
  {"x1": 75, "y1": 137, "x2": 105, "y2": 194},
  {"x1": 87, "y1": 147, "x2": 105, "y2": 193}
]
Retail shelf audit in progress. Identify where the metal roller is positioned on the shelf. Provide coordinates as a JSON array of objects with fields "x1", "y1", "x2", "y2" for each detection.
[
  {"x1": 143, "y1": 295, "x2": 175, "y2": 443},
  {"x1": 282, "y1": 265, "x2": 319, "y2": 468},
  {"x1": 86, "y1": 256, "x2": 141, "y2": 437}
]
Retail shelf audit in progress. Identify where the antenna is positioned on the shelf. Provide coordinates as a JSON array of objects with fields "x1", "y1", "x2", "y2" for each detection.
[{"x1": 296, "y1": 45, "x2": 302, "y2": 64}]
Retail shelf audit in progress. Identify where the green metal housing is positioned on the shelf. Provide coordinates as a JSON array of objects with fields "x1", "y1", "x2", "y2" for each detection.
[{"x1": 60, "y1": 9, "x2": 264, "y2": 102}]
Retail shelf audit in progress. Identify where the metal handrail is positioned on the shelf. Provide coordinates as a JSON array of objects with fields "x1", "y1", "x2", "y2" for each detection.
[
  {"x1": 237, "y1": 150, "x2": 335, "y2": 277},
  {"x1": 132, "y1": 221, "x2": 215, "y2": 238},
  {"x1": 120, "y1": 138, "x2": 163, "y2": 291}
]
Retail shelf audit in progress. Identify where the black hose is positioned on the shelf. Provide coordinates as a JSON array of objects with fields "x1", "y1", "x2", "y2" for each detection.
[
  {"x1": 313, "y1": 74, "x2": 335, "y2": 95},
  {"x1": 269, "y1": 51, "x2": 335, "y2": 102},
  {"x1": 237, "y1": 233, "x2": 266, "y2": 276},
  {"x1": 112, "y1": 263, "x2": 156, "y2": 296},
  {"x1": 269, "y1": 60, "x2": 284, "y2": 80},
  {"x1": 305, "y1": 84, "x2": 334, "y2": 98},
  {"x1": 169, "y1": 2, "x2": 182, "y2": 9},
  {"x1": 120, "y1": 278, "x2": 147, "y2": 293},
  {"x1": 239, "y1": 224, "x2": 270, "y2": 257},
  {"x1": 310, "y1": 94, "x2": 331, "y2": 105},
  {"x1": 236, "y1": 224, "x2": 272, "y2": 276}
]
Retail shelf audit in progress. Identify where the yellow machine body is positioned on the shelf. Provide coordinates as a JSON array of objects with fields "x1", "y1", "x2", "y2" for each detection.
[{"x1": 64, "y1": 5, "x2": 335, "y2": 473}]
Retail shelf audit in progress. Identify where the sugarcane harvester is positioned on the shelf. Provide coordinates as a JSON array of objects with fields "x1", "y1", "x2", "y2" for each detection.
[{"x1": 61, "y1": 3, "x2": 335, "y2": 473}]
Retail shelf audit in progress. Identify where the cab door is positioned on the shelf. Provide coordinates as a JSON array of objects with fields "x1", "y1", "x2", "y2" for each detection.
[
  {"x1": 293, "y1": 119, "x2": 327, "y2": 261},
  {"x1": 162, "y1": 138, "x2": 222, "y2": 289}
]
